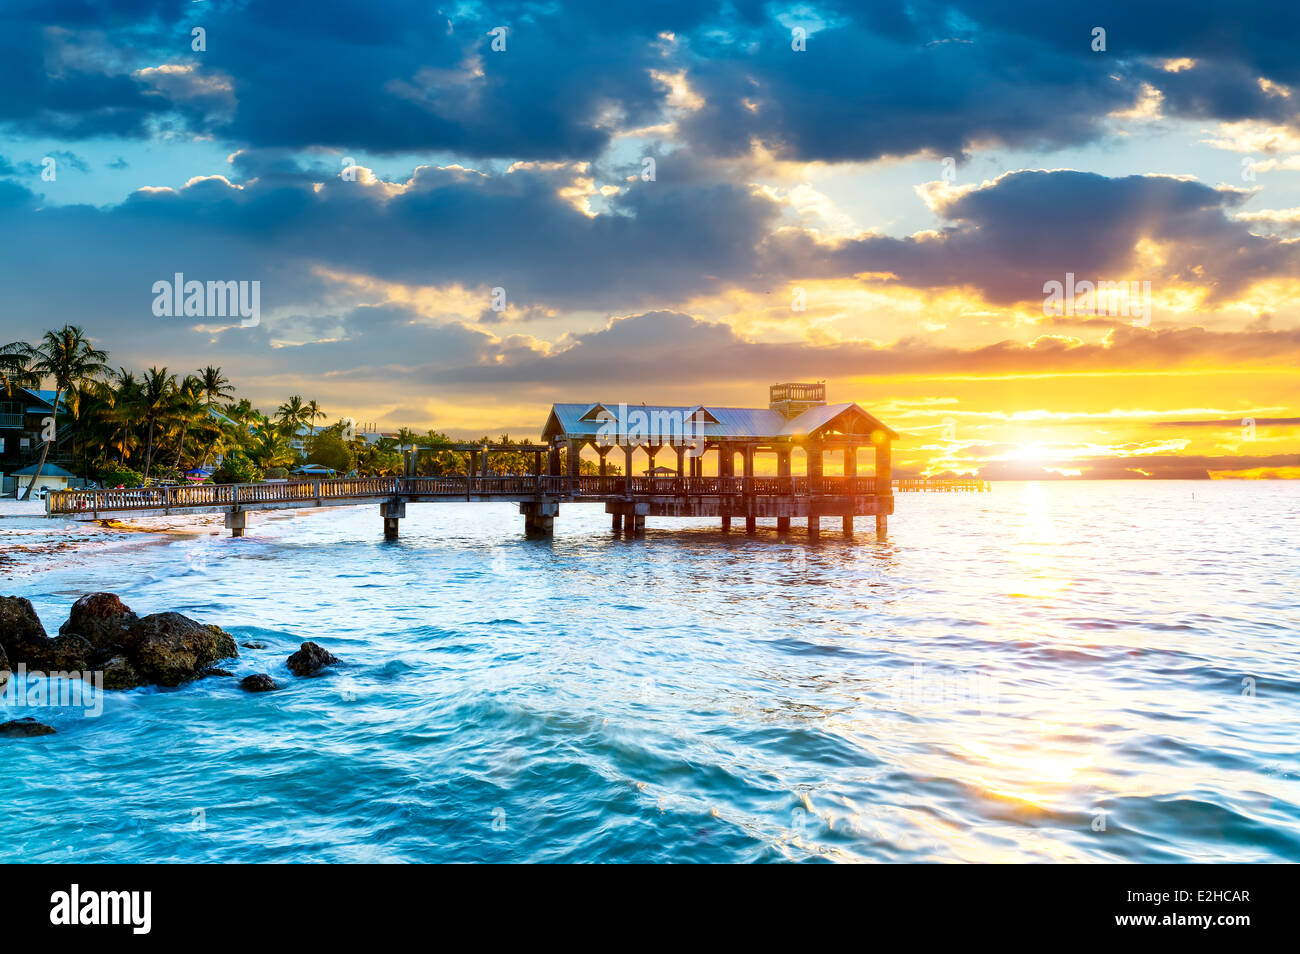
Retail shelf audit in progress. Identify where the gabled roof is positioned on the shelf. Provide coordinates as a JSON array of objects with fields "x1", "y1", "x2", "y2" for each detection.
[
  {"x1": 21, "y1": 388, "x2": 65, "y2": 413},
  {"x1": 781, "y1": 403, "x2": 900, "y2": 440},
  {"x1": 541, "y1": 402, "x2": 898, "y2": 443},
  {"x1": 12, "y1": 462, "x2": 76, "y2": 477}
]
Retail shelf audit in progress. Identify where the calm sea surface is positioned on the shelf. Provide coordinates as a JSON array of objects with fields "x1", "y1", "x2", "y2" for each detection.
[{"x1": 2, "y1": 481, "x2": 1297, "y2": 862}]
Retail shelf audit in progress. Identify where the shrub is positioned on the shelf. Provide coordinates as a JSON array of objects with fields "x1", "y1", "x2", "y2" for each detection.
[
  {"x1": 306, "y1": 432, "x2": 353, "y2": 474},
  {"x1": 264, "y1": 466, "x2": 289, "y2": 480},
  {"x1": 212, "y1": 451, "x2": 260, "y2": 485},
  {"x1": 96, "y1": 463, "x2": 144, "y2": 488}
]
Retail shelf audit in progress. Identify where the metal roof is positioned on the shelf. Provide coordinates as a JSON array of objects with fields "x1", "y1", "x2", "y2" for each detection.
[
  {"x1": 542, "y1": 402, "x2": 899, "y2": 443},
  {"x1": 11, "y1": 462, "x2": 76, "y2": 477}
]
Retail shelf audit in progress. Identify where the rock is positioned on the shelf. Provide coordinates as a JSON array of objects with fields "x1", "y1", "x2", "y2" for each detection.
[
  {"x1": 0, "y1": 596, "x2": 91, "y2": 672},
  {"x1": 0, "y1": 717, "x2": 56, "y2": 738},
  {"x1": 0, "y1": 595, "x2": 51, "y2": 664},
  {"x1": 58, "y1": 592, "x2": 139, "y2": 661},
  {"x1": 240, "y1": 641, "x2": 267, "y2": 650},
  {"x1": 239, "y1": 674, "x2": 279, "y2": 692},
  {"x1": 122, "y1": 612, "x2": 239, "y2": 688},
  {"x1": 0, "y1": 642, "x2": 9, "y2": 693},
  {"x1": 32, "y1": 634, "x2": 94, "y2": 673},
  {"x1": 286, "y1": 641, "x2": 340, "y2": 677},
  {"x1": 101, "y1": 655, "x2": 145, "y2": 691},
  {"x1": 201, "y1": 668, "x2": 234, "y2": 678}
]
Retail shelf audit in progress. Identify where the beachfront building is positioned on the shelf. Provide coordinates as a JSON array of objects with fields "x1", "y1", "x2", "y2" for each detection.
[{"x1": 0, "y1": 388, "x2": 72, "y2": 496}]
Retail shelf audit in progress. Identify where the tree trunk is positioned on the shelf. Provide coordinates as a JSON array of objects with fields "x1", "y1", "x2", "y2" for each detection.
[
  {"x1": 144, "y1": 419, "x2": 155, "y2": 480},
  {"x1": 19, "y1": 387, "x2": 61, "y2": 501},
  {"x1": 174, "y1": 425, "x2": 189, "y2": 471}
]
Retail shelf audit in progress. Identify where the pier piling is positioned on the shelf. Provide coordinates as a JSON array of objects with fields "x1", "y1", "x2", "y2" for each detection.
[{"x1": 225, "y1": 509, "x2": 247, "y2": 538}]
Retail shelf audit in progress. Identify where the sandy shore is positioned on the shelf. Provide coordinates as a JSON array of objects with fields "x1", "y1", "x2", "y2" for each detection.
[{"x1": 0, "y1": 497, "x2": 232, "y2": 577}]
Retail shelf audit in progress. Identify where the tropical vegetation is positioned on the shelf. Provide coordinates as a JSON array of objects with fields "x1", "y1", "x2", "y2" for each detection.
[{"x1": 2, "y1": 324, "x2": 614, "y2": 490}]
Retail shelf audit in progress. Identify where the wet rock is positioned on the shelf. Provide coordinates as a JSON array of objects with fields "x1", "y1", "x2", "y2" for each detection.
[
  {"x1": 101, "y1": 655, "x2": 145, "y2": 691},
  {"x1": 201, "y1": 667, "x2": 234, "y2": 678},
  {"x1": 287, "y1": 641, "x2": 340, "y2": 677},
  {"x1": 33, "y1": 634, "x2": 94, "y2": 673},
  {"x1": 122, "y1": 613, "x2": 239, "y2": 688},
  {"x1": 0, "y1": 642, "x2": 9, "y2": 692},
  {"x1": 240, "y1": 641, "x2": 267, "y2": 650},
  {"x1": 0, "y1": 595, "x2": 51, "y2": 664},
  {"x1": 59, "y1": 592, "x2": 139, "y2": 661},
  {"x1": 0, "y1": 717, "x2": 56, "y2": 738},
  {"x1": 0, "y1": 596, "x2": 92, "y2": 672},
  {"x1": 239, "y1": 674, "x2": 279, "y2": 692}
]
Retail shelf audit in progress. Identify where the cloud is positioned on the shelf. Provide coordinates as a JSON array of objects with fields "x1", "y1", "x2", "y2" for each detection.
[{"x1": 762, "y1": 170, "x2": 1300, "y2": 305}]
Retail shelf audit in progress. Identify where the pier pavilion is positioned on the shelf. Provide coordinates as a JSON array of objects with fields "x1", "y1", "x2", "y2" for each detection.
[{"x1": 538, "y1": 383, "x2": 899, "y2": 537}]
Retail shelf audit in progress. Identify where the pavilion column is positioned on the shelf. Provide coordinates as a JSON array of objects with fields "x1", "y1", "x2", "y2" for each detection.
[
  {"x1": 776, "y1": 448, "x2": 791, "y2": 533},
  {"x1": 874, "y1": 436, "x2": 892, "y2": 538},
  {"x1": 719, "y1": 444, "x2": 732, "y2": 532},
  {"x1": 481, "y1": 443, "x2": 490, "y2": 477},
  {"x1": 567, "y1": 439, "x2": 581, "y2": 484},
  {"x1": 742, "y1": 446, "x2": 756, "y2": 534},
  {"x1": 547, "y1": 443, "x2": 561, "y2": 477},
  {"x1": 598, "y1": 447, "x2": 609, "y2": 477},
  {"x1": 843, "y1": 446, "x2": 856, "y2": 535},
  {"x1": 623, "y1": 445, "x2": 634, "y2": 495},
  {"x1": 675, "y1": 446, "x2": 685, "y2": 478},
  {"x1": 807, "y1": 443, "x2": 823, "y2": 539}
]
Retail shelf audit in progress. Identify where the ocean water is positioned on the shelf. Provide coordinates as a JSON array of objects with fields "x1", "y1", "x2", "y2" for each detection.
[{"x1": 2, "y1": 480, "x2": 1297, "y2": 863}]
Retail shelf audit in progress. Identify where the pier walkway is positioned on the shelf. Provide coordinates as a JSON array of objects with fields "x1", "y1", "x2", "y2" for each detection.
[{"x1": 45, "y1": 475, "x2": 988, "y2": 539}]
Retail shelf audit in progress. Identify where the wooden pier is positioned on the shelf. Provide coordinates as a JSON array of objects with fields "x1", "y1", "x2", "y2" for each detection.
[{"x1": 44, "y1": 384, "x2": 990, "y2": 539}]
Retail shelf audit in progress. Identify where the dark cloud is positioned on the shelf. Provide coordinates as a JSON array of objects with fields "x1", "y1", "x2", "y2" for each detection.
[
  {"x1": 419, "y1": 311, "x2": 1300, "y2": 390},
  {"x1": 3, "y1": 1, "x2": 1298, "y2": 163},
  {"x1": 765, "y1": 170, "x2": 1300, "y2": 305},
  {"x1": 0, "y1": 155, "x2": 781, "y2": 317}
]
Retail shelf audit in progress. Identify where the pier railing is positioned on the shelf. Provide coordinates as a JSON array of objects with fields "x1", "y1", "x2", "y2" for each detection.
[{"x1": 46, "y1": 474, "x2": 984, "y2": 515}]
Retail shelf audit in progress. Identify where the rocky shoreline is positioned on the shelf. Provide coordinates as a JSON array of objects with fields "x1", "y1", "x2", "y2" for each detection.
[{"x1": 0, "y1": 592, "x2": 342, "y2": 736}]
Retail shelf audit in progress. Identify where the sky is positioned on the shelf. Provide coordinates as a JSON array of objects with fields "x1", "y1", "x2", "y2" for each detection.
[{"x1": 1, "y1": 0, "x2": 1298, "y2": 478}]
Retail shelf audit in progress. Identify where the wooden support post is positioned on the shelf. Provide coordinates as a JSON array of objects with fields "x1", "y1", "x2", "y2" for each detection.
[
  {"x1": 743, "y1": 446, "x2": 756, "y2": 534},
  {"x1": 807, "y1": 443, "x2": 822, "y2": 538},
  {"x1": 481, "y1": 443, "x2": 490, "y2": 477},
  {"x1": 874, "y1": 437, "x2": 892, "y2": 537},
  {"x1": 224, "y1": 509, "x2": 246, "y2": 538},
  {"x1": 777, "y1": 447, "x2": 791, "y2": 533},
  {"x1": 623, "y1": 445, "x2": 634, "y2": 495},
  {"x1": 843, "y1": 446, "x2": 856, "y2": 535},
  {"x1": 567, "y1": 439, "x2": 580, "y2": 480},
  {"x1": 612, "y1": 511, "x2": 622, "y2": 532},
  {"x1": 599, "y1": 448, "x2": 609, "y2": 477},
  {"x1": 720, "y1": 443, "x2": 732, "y2": 531},
  {"x1": 675, "y1": 446, "x2": 685, "y2": 477},
  {"x1": 628, "y1": 513, "x2": 645, "y2": 536},
  {"x1": 547, "y1": 444, "x2": 561, "y2": 476}
]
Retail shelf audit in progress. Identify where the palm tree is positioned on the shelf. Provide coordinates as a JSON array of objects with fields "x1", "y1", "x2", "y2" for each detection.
[
  {"x1": 16, "y1": 326, "x2": 109, "y2": 499},
  {"x1": 139, "y1": 366, "x2": 176, "y2": 481},
  {"x1": 275, "y1": 395, "x2": 308, "y2": 437},
  {"x1": 171, "y1": 374, "x2": 206, "y2": 471},
  {"x1": 305, "y1": 399, "x2": 325, "y2": 441},
  {"x1": 0, "y1": 340, "x2": 38, "y2": 396},
  {"x1": 246, "y1": 415, "x2": 295, "y2": 470}
]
